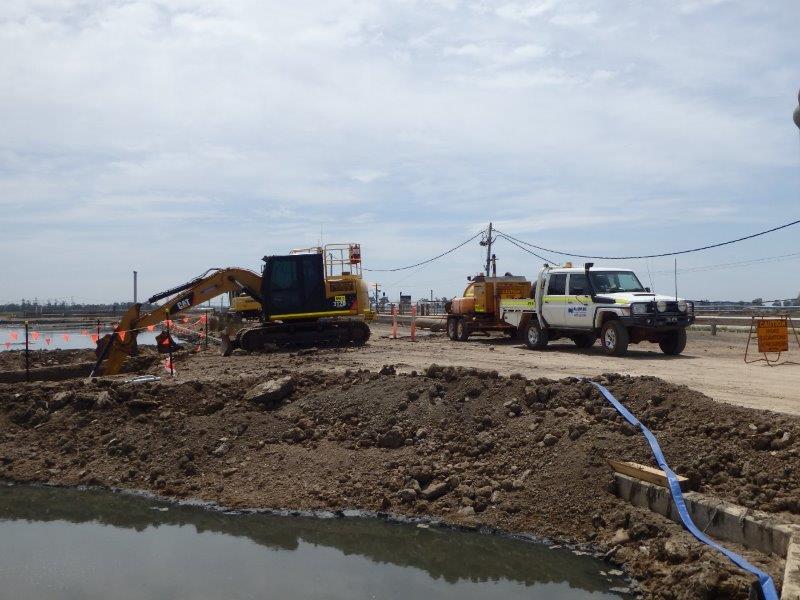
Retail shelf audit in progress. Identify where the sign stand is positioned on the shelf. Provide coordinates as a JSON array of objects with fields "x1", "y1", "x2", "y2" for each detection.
[{"x1": 744, "y1": 315, "x2": 800, "y2": 366}]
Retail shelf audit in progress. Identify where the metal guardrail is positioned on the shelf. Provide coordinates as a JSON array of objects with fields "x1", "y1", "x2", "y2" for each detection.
[
  {"x1": 374, "y1": 300, "x2": 448, "y2": 316},
  {"x1": 693, "y1": 306, "x2": 800, "y2": 314}
]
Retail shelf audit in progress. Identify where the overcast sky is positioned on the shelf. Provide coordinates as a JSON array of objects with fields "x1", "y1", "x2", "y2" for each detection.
[{"x1": 1, "y1": 0, "x2": 798, "y2": 304}]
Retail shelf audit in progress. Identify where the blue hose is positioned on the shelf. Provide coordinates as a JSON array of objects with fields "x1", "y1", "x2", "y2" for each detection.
[{"x1": 588, "y1": 381, "x2": 778, "y2": 600}]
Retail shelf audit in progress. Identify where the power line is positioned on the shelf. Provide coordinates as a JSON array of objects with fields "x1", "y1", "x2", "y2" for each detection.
[
  {"x1": 494, "y1": 218, "x2": 800, "y2": 260},
  {"x1": 497, "y1": 233, "x2": 557, "y2": 263},
  {"x1": 649, "y1": 250, "x2": 800, "y2": 275},
  {"x1": 364, "y1": 230, "x2": 485, "y2": 272}
]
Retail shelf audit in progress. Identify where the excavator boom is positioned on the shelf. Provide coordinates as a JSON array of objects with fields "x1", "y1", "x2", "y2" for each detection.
[{"x1": 92, "y1": 267, "x2": 263, "y2": 376}]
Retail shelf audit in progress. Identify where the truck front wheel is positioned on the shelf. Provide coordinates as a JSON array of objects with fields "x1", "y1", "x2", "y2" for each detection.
[
  {"x1": 523, "y1": 321, "x2": 549, "y2": 350},
  {"x1": 659, "y1": 329, "x2": 687, "y2": 355},
  {"x1": 601, "y1": 320, "x2": 629, "y2": 356}
]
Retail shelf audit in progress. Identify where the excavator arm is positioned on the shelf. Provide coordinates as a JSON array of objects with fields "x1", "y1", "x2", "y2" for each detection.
[{"x1": 92, "y1": 267, "x2": 262, "y2": 376}]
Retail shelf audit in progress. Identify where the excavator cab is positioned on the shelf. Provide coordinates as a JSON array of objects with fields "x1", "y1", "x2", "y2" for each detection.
[{"x1": 261, "y1": 253, "x2": 328, "y2": 317}]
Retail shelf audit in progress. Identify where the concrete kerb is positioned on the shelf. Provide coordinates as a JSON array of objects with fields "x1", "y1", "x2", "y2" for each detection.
[{"x1": 614, "y1": 473, "x2": 800, "y2": 599}]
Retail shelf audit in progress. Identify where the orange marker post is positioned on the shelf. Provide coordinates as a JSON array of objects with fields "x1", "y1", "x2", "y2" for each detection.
[
  {"x1": 391, "y1": 304, "x2": 398, "y2": 339},
  {"x1": 166, "y1": 309, "x2": 174, "y2": 377},
  {"x1": 24, "y1": 321, "x2": 29, "y2": 381},
  {"x1": 410, "y1": 304, "x2": 417, "y2": 342}
]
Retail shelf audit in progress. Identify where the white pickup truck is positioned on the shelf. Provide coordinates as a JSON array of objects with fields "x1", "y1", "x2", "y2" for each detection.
[{"x1": 500, "y1": 263, "x2": 694, "y2": 356}]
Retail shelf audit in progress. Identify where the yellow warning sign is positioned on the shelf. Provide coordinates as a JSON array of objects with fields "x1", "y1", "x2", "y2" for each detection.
[{"x1": 757, "y1": 319, "x2": 789, "y2": 353}]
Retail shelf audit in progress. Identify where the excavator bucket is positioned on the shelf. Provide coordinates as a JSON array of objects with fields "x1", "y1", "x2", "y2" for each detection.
[{"x1": 91, "y1": 305, "x2": 142, "y2": 376}]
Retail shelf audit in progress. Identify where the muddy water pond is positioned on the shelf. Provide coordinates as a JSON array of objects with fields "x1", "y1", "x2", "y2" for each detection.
[
  {"x1": 0, "y1": 484, "x2": 631, "y2": 599},
  {"x1": 0, "y1": 327, "x2": 181, "y2": 352}
]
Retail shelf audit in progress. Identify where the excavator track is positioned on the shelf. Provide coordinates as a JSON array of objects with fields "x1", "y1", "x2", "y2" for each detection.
[{"x1": 234, "y1": 319, "x2": 370, "y2": 352}]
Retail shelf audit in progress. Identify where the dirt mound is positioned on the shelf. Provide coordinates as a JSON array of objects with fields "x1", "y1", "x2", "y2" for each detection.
[
  {"x1": 0, "y1": 348, "x2": 162, "y2": 383},
  {"x1": 0, "y1": 365, "x2": 797, "y2": 599}
]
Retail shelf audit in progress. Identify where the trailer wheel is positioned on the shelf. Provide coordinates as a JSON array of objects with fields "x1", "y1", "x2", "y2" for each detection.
[
  {"x1": 523, "y1": 321, "x2": 548, "y2": 349},
  {"x1": 447, "y1": 318, "x2": 458, "y2": 341},
  {"x1": 601, "y1": 320, "x2": 629, "y2": 356},
  {"x1": 455, "y1": 319, "x2": 471, "y2": 341},
  {"x1": 659, "y1": 329, "x2": 687, "y2": 355}
]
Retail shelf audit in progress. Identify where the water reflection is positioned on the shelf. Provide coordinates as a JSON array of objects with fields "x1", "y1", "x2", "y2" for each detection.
[
  {"x1": 0, "y1": 327, "x2": 179, "y2": 351},
  {"x1": 0, "y1": 484, "x2": 628, "y2": 600}
]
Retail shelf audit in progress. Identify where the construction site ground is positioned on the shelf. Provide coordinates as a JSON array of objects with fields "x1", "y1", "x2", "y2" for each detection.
[
  {"x1": 358, "y1": 324, "x2": 799, "y2": 416},
  {"x1": 1, "y1": 324, "x2": 799, "y2": 599}
]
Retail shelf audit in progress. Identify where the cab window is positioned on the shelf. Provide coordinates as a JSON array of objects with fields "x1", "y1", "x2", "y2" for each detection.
[
  {"x1": 270, "y1": 259, "x2": 299, "y2": 291},
  {"x1": 547, "y1": 273, "x2": 566, "y2": 295},
  {"x1": 568, "y1": 273, "x2": 588, "y2": 295}
]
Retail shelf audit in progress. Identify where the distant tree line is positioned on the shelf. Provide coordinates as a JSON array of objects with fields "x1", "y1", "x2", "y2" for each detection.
[{"x1": 0, "y1": 300, "x2": 155, "y2": 315}]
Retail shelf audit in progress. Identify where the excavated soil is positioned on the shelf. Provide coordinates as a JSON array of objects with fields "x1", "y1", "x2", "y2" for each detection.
[
  {"x1": 1, "y1": 360, "x2": 798, "y2": 599},
  {"x1": 0, "y1": 348, "x2": 162, "y2": 383},
  {"x1": 0, "y1": 348, "x2": 97, "y2": 371}
]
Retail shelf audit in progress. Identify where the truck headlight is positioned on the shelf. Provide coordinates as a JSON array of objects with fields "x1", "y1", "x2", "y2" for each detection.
[
  {"x1": 656, "y1": 300, "x2": 667, "y2": 312},
  {"x1": 631, "y1": 303, "x2": 648, "y2": 315},
  {"x1": 677, "y1": 300, "x2": 687, "y2": 313}
]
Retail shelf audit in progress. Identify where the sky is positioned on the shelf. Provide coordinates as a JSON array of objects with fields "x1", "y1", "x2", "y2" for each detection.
[{"x1": 1, "y1": 0, "x2": 798, "y2": 305}]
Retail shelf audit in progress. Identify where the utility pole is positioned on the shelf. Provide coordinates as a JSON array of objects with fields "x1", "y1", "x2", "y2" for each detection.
[
  {"x1": 674, "y1": 259, "x2": 678, "y2": 301},
  {"x1": 794, "y1": 87, "x2": 800, "y2": 130},
  {"x1": 481, "y1": 222, "x2": 495, "y2": 276},
  {"x1": 133, "y1": 270, "x2": 138, "y2": 304},
  {"x1": 374, "y1": 282, "x2": 381, "y2": 313}
]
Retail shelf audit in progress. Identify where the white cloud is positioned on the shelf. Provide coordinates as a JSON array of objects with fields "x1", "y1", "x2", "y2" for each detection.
[
  {"x1": 348, "y1": 170, "x2": 387, "y2": 183},
  {"x1": 0, "y1": 0, "x2": 798, "y2": 302},
  {"x1": 495, "y1": 1, "x2": 556, "y2": 22},
  {"x1": 549, "y1": 12, "x2": 598, "y2": 27}
]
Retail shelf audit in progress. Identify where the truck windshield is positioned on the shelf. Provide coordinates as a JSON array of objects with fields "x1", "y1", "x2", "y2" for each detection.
[{"x1": 589, "y1": 271, "x2": 645, "y2": 293}]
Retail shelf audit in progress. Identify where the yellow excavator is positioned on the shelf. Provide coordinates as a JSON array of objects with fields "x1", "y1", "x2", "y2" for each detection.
[{"x1": 92, "y1": 244, "x2": 372, "y2": 375}]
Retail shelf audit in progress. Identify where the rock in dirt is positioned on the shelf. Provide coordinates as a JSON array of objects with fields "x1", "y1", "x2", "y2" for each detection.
[
  {"x1": 377, "y1": 427, "x2": 404, "y2": 449},
  {"x1": 283, "y1": 427, "x2": 307, "y2": 443},
  {"x1": 50, "y1": 391, "x2": 74, "y2": 410},
  {"x1": 245, "y1": 376, "x2": 294, "y2": 405},
  {"x1": 771, "y1": 431, "x2": 792, "y2": 450},
  {"x1": 398, "y1": 488, "x2": 417, "y2": 503},
  {"x1": 610, "y1": 528, "x2": 630, "y2": 545},
  {"x1": 657, "y1": 538, "x2": 692, "y2": 564},
  {"x1": 420, "y1": 481, "x2": 449, "y2": 500},
  {"x1": 212, "y1": 442, "x2": 231, "y2": 457},
  {"x1": 127, "y1": 399, "x2": 160, "y2": 414},
  {"x1": 96, "y1": 391, "x2": 113, "y2": 410},
  {"x1": 457, "y1": 506, "x2": 476, "y2": 517}
]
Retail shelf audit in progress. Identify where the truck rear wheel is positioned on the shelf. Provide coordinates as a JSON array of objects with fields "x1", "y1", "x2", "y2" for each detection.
[
  {"x1": 601, "y1": 320, "x2": 629, "y2": 356},
  {"x1": 447, "y1": 318, "x2": 458, "y2": 341},
  {"x1": 455, "y1": 319, "x2": 470, "y2": 341},
  {"x1": 659, "y1": 329, "x2": 687, "y2": 355},
  {"x1": 523, "y1": 321, "x2": 548, "y2": 350}
]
